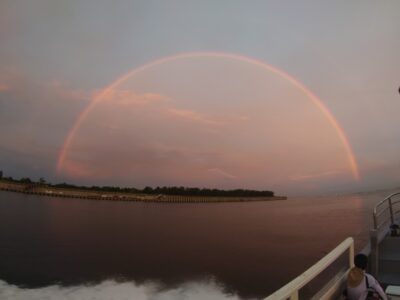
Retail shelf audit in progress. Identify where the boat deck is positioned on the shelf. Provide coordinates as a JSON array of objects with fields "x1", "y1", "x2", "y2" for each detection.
[{"x1": 379, "y1": 236, "x2": 400, "y2": 286}]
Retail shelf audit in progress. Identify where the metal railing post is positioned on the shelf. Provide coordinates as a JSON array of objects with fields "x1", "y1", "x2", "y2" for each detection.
[
  {"x1": 388, "y1": 197, "x2": 394, "y2": 225},
  {"x1": 370, "y1": 229, "x2": 379, "y2": 277},
  {"x1": 373, "y1": 210, "x2": 377, "y2": 229},
  {"x1": 349, "y1": 240, "x2": 355, "y2": 268}
]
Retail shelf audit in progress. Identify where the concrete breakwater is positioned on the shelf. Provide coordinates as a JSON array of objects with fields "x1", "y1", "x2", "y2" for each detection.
[{"x1": 0, "y1": 181, "x2": 286, "y2": 203}]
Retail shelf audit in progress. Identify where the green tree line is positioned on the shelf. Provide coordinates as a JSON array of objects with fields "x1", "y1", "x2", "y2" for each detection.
[{"x1": 0, "y1": 171, "x2": 274, "y2": 197}]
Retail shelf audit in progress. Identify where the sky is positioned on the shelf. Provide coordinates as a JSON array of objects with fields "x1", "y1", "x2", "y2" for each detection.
[{"x1": 0, "y1": 0, "x2": 399, "y2": 196}]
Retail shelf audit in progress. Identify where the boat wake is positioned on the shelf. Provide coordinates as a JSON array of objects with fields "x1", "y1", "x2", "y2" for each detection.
[{"x1": 0, "y1": 279, "x2": 244, "y2": 300}]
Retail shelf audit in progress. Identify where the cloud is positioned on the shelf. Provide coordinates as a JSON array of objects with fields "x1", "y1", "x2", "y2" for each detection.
[
  {"x1": 0, "y1": 70, "x2": 90, "y2": 103},
  {"x1": 44, "y1": 80, "x2": 90, "y2": 102},
  {"x1": 61, "y1": 160, "x2": 98, "y2": 178},
  {"x1": 0, "y1": 70, "x2": 93, "y2": 181},
  {"x1": 60, "y1": 141, "x2": 230, "y2": 187},
  {"x1": 0, "y1": 68, "x2": 19, "y2": 92},
  {"x1": 166, "y1": 108, "x2": 250, "y2": 127},
  {"x1": 0, "y1": 72, "x2": 90, "y2": 138},
  {"x1": 101, "y1": 90, "x2": 170, "y2": 106},
  {"x1": 167, "y1": 108, "x2": 224, "y2": 126},
  {"x1": 0, "y1": 279, "x2": 244, "y2": 300},
  {"x1": 87, "y1": 87, "x2": 249, "y2": 136},
  {"x1": 207, "y1": 168, "x2": 237, "y2": 179},
  {"x1": 0, "y1": 83, "x2": 10, "y2": 91},
  {"x1": 290, "y1": 170, "x2": 344, "y2": 181}
]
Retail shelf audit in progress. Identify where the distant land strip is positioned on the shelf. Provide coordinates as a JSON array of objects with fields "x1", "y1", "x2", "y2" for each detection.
[{"x1": 0, "y1": 177, "x2": 286, "y2": 203}]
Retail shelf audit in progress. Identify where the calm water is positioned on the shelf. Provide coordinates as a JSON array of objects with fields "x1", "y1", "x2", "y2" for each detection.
[{"x1": 0, "y1": 190, "x2": 394, "y2": 299}]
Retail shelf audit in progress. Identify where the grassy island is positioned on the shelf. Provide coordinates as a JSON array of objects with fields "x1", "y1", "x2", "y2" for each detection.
[{"x1": 0, "y1": 172, "x2": 286, "y2": 203}]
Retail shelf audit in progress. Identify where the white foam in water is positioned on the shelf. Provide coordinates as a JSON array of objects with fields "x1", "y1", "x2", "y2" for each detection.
[{"x1": 0, "y1": 279, "x2": 245, "y2": 300}]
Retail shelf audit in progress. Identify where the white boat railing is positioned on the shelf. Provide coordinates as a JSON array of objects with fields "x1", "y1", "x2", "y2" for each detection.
[
  {"x1": 370, "y1": 192, "x2": 400, "y2": 276},
  {"x1": 264, "y1": 237, "x2": 354, "y2": 300},
  {"x1": 373, "y1": 192, "x2": 400, "y2": 230}
]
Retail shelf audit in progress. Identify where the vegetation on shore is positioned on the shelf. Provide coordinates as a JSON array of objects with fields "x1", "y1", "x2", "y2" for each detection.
[{"x1": 0, "y1": 170, "x2": 274, "y2": 197}]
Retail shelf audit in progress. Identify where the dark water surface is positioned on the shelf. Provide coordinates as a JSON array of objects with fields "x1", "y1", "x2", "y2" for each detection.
[{"x1": 0, "y1": 190, "x2": 393, "y2": 299}]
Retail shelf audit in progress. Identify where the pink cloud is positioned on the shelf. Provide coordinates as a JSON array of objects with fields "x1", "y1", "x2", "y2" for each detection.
[
  {"x1": 166, "y1": 108, "x2": 250, "y2": 127},
  {"x1": 0, "y1": 83, "x2": 10, "y2": 92},
  {"x1": 0, "y1": 68, "x2": 18, "y2": 92},
  {"x1": 43, "y1": 80, "x2": 90, "y2": 102},
  {"x1": 167, "y1": 108, "x2": 226, "y2": 126},
  {"x1": 290, "y1": 170, "x2": 344, "y2": 181},
  {"x1": 207, "y1": 168, "x2": 237, "y2": 179},
  {"x1": 62, "y1": 160, "x2": 97, "y2": 178},
  {"x1": 93, "y1": 88, "x2": 250, "y2": 132},
  {"x1": 101, "y1": 90, "x2": 169, "y2": 106},
  {"x1": 0, "y1": 69, "x2": 90, "y2": 102}
]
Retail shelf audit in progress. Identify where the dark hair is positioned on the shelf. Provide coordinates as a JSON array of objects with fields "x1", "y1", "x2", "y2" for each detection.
[{"x1": 354, "y1": 254, "x2": 368, "y2": 269}]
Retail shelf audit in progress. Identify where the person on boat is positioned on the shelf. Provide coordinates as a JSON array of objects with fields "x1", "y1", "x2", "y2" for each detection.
[{"x1": 346, "y1": 253, "x2": 387, "y2": 300}]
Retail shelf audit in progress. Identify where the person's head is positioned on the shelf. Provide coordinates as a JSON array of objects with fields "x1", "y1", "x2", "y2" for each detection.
[{"x1": 354, "y1": 254, "x2": 368, "y2": 270}]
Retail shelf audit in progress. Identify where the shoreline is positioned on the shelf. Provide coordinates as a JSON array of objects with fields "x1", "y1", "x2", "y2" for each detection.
[{"x1": 0, "y1": 180, "x2": 287, "y2": 203}]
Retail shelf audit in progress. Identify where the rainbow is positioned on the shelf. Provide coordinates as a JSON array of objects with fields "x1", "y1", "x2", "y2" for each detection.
[{"x1": 57, "y1": 52, "x2": 360, "y2": 180}]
